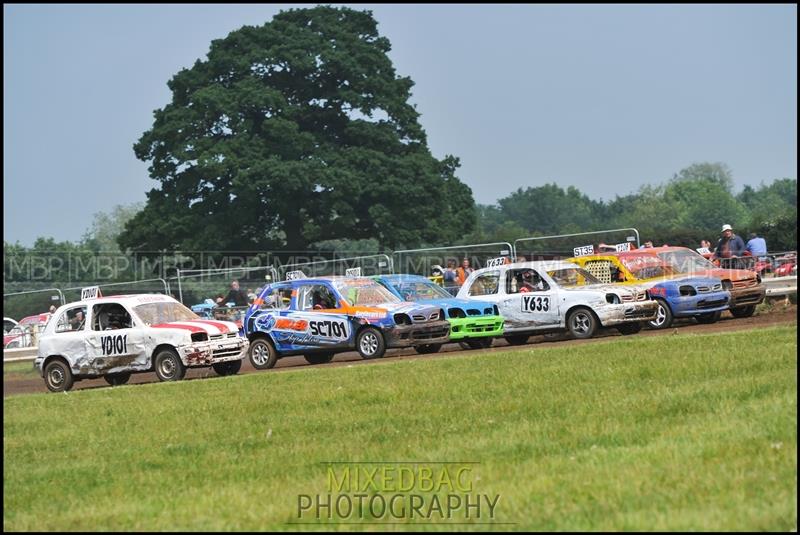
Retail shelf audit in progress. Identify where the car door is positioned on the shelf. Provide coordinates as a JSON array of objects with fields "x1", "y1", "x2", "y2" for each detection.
[
  {"x1": 498, "y1": 267, "x2": 561, "y2": 331},
  {"x1": 83, "y1": 302, "x2": 148, "y2": 373},
  {"x1": 286, "y1": 282, "x2": 352, "y2": 350}
]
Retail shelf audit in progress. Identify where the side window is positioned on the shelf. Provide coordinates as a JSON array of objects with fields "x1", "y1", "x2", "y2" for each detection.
[
  {"x1": 297, "y1": 285, "x2": 338, "y2": 311},
  {"x1": 92, "y1": 303, "x2": 133, "y2": 331},
  {"x1": 506, "y1": 269, "x2": 549, "y2": 294},
  {"x1": 468, "y1": 271, "x2": 500, "y2": 296},
  {"x1": 55, "y1": 306, "x2": 88, "y2": 333},
  {"x1": 260, "y1": 286, "x2": 293, "y2": 310}
]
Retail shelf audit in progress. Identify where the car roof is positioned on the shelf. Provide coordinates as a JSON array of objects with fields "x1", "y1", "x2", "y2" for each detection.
[
  {"x1": 56, "y1": 293, "x2": 177, "y2": 310},
  {"x1": 478, "y1": 260, "x2": 580, "y2": 272}
]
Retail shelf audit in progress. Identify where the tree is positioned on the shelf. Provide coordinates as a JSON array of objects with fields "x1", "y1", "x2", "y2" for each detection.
[
  {"x1": 672, "y1": 162, "x2": 735, "y2": 193},
  {"x1": 82, "y1": 203, "x2": 143, "y2": 252},
  {"x1": 119, "y1": 6, "x2": 475, "y2": 253}
]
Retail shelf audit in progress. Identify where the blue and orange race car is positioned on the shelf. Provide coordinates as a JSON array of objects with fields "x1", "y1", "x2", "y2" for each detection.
[
  {"x1": 243, "y1": 275, "x2": 451, "y2": 368},
  {"x1": 372, "y1": 274, "x2": 504, "y2": 351}
]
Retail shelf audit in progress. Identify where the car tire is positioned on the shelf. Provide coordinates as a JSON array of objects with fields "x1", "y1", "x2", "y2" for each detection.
[
  {"x1": 616, "y1": 322, "x2": 643, "y2": 335},
  {"x1": 356, "y1": 327, "x2": 385, "y2": 359},
  {"x1": 44, "y1": 359, "x2": 74, "y2": 393},
  {"x1": 414, "y1": 344, "x2": 442, "y2": 354},
  {"x1": 304, "y1": 352, "x2": 334, "y2": 365},
  {"x1": 567, "y1": 308, "x2": 598, "y2": 339},
  {"x1": 104, "y1": 372, "x2": 131, "y2": 386},
  {"x1": 695, "y1": 311, "x2": 722, "y2": 324},
  {"x1": 212, "y1": 360, "x2": 243, "y2": 376},
  {"x1": 648, "y1": 299, "x2": 673, "y2": 330},
  {"x1": 465, "y1": 338, "x2": 493, "y2": 349},
  {"x1": 153, "y1": 348, "x2": 186, "y2": 382},
  {"x1": 730, "y1": 305, "x2": 756, "y2": 318},
  {"x1": 504, "y1": 334, "x2": 530, "y2": 345},
  {"x1": 249, "y1": 338, "x2": 278, "y2": 370}
]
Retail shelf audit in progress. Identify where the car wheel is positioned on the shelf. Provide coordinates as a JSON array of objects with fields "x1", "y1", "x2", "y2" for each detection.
[
  {"x1": 465, "y1": 338, "x2": 493, "y2": 349},
  {"x1": 567, "y1": 308, "x2": 598, "y2": 339},
  {"x1": 695, "y1": 311, "x2": 722, "y2": 324},
  {"x1": 104, "y1": 372, "x2": 131, "y2": 386},
  {"x1": 504, "y1": 334, "x2": 530, "y2": 345},
  {"x1": 356, "y1": 327, "x2": 385, "y2": 359},
  {"x1": 249, "y1": 338, "x2": 278, "y2": 370},
  {"x1": 730, "y1": 305, "x2": 756, "y2": 318},
  {"x1": 414, "y1": 343, "x2": 442, "y2": 354},
  {"x1": 153, "y1": 348, "x2": 186, "y2": 382},
  {"x1": 616, "y1": 323, "x2": 643, "y2": 335},
  {"x1": 212, "y1": 360, "x2": 243, "y2": 376},
  {"x1": 648, "y1": 299, "x2": 673, "y2": 330},
  {"x1": 44, "y1": 359, "x2": 74, "y2": 393},
  {"x1": 304, "y1": 352, "x2": 334, "y2": 365}
]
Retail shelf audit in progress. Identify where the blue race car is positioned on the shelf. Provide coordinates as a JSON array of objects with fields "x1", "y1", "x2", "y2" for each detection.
[
  {"x1": 373, "y1": 274, "x2": 504, "y2": 352},
  {"x1": 243, "y1": 275, "x2": 451, "y2": 368}
]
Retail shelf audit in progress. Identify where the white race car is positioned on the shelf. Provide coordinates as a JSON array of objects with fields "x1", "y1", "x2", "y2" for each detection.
[
  {"x1": 34, "y1": 294, "x2": 249, "y2": 392},
  {"x1": 456, "y1": 261, "x2": 659, "y2": 344}
]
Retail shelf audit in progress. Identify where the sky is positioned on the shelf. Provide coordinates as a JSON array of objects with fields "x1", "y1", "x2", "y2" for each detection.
[{"x1": 3, "y1": 4, "x2": 797, "y2": 246}]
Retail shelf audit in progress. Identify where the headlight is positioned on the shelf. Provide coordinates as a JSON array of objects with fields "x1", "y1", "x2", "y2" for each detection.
[
  {"x1": 448, "y1": 307, "x2": 466, "y2": 319},
  {"x1": 493, "y1": 305, "x2": 499, "y2": 316},
  {"x1": 191, "y1": 332, "x2": 208, "y2": 342},
  {"x1": 606, "y1": 293, "x2": 620, "y2": 304},
  {"x1": 393, "y1": 313, "x2": 412, "y2": 325},
  {"x1": 679, "y1": 285, "x2": 697, "y2": 296},
  {"x1": 722, "y1": 280, "x2": 733, "y2": 291}
]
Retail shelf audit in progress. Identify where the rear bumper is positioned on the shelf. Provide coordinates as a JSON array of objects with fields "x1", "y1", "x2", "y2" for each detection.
[
  {"x1": 670, "y1": 291, "x2": 731, "y2": 317},
  {"x1": 729, "y1": 285, "x2": 766, "y2": 308},
  {"x1": 385, "y1": 320, "x2": 451, "y2": 347},
  {"x1": 447, "y1": 315, "x2": 504, "y2": 340}
]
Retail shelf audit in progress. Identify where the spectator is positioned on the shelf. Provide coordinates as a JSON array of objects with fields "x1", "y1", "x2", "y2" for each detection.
[
  {"x1": 220, "y1": 280, "x2": 248, "y2": 307},
  {"x1": 455, "y1": 258, "x2": 474, "y2": 286},
  {"x1": 516, "y1": 255, "x2": 527, "y2": 262},
  {"x1": 640, "y1": 240, "x2": 654, "y2": 249},
  {"x1": 713, "y1": 224, "x2": 745, "y2": 259},
  {"x1": 436, "y1": 260, "x2": 455, "y2": 289},
  {"x1": 699, "y1": 239, "x2": 712, "y2": 250},
  {"x1": 247, "y1": 288, "x2": 257, "y2": 303},
  {"x1": 48, "y1": 305, "x2": 57, "y2": 314},
  {"x1": 745, "y1": 232, "x2": 767, "y2": 258}
]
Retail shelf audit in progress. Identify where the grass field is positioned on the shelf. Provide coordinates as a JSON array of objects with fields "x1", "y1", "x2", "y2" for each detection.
[{"x1": 3, "y1": 325, "x2": 797, "y2": 531}]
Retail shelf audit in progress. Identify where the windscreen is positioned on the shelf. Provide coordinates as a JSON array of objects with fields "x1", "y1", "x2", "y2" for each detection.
[
  {"x1": 333, "y1": 279, "x2": 400, "y2": 306},
  {"x1": 134, "y1": 301, "x2": 199, "y2": 325}
]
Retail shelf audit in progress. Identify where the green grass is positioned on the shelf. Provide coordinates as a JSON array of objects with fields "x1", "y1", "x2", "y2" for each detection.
[
  {"x1": 2, "y1": 360, "x2": 37, "y2": 377},
  {"x1": 4, "y1": 326, "x2": 797, "y2": 531}
]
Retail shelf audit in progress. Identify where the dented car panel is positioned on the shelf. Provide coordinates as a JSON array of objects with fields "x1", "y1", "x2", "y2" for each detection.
[
  {"x1": 35, "y1": 294, "x2": 248, "y2": 381},
  {"x1": 455, "y1": 261, "x2": 658, "y2": 335}
]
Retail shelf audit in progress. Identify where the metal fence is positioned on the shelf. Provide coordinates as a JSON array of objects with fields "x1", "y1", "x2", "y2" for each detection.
[
  {"x1": 513, "y1": 228, "x2": 640, "y2": 261},
  {"x1": 173, "y1": 266, "x2": 279, "y2": 305},
  {"x1": 276, "y1": 254, "x2": 394, "y2": 280},
  {"x1": 393, "y1": 242, "x2": 514, "y2": 276}
]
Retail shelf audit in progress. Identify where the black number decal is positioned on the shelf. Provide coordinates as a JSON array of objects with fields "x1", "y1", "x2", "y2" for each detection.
[{"x1": 101, "y1": 334, "x2": 128, "y2": 355}]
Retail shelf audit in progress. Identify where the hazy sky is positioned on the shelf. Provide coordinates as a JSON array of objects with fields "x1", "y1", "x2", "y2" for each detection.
[{"x1": 3, "y1": 4, "x2": 797, "y2": 245}]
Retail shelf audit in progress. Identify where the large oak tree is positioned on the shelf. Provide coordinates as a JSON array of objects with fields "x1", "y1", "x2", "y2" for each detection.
[{"x1": 119, "y1": 6, "x2": 475, "y2": 253}]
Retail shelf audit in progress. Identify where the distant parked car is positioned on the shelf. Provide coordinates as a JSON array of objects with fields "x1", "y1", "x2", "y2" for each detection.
[{"x1": 4, "y1": 313, "x2": 51, "y2": 349}]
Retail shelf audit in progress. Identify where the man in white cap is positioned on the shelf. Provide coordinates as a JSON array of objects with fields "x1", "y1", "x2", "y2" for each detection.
[{"x1": 713, "y1": 224, "x2": 745, "y2": 260}]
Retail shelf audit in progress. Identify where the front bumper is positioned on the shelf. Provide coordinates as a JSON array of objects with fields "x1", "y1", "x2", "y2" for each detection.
[
  {"x1": 596, "y1": 300, "x2": 659, "y2": 326},
  {"x1": 385, "y1": 320, "x2": 451, "y2": 348},
  {"x1": 447, "y1": 315, "x2": 504, "y2": 340},
  {"x1": 179, "y1": 337, "x2": 249, "y2": 366},
  {"x1": 729, "y1": 285, "x2": 766, "y2": 308},
  {"x1": 670, "y1": 291, "x2": 731, "y2": 317}
]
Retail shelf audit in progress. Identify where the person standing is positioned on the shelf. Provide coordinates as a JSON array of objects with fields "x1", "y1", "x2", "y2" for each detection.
[
  {"x1": 745, "y1": 232, "x2": 768, "y2": 258},
  {"x1": 221, "y1": 280, "x2": 249, "y2": 307},
  {"x1": 455, "y1": 258, "x2": 474, "y2": 286},
  {"x1": 442, "y1": 259, "x2": 458, "y2": 290},
  {"x1": 713, "y1": 224, "x2": 745, "y2": 259}
]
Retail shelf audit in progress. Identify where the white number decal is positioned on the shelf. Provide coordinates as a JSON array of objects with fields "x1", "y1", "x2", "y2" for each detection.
[{"x1": 573, "y1": 245, "x2": 594, "y2": 257}]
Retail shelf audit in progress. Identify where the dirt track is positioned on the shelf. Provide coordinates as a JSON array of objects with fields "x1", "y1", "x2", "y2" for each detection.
[{"x1": 5, "y1": 306, "x2": 796, "y2": 397}]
